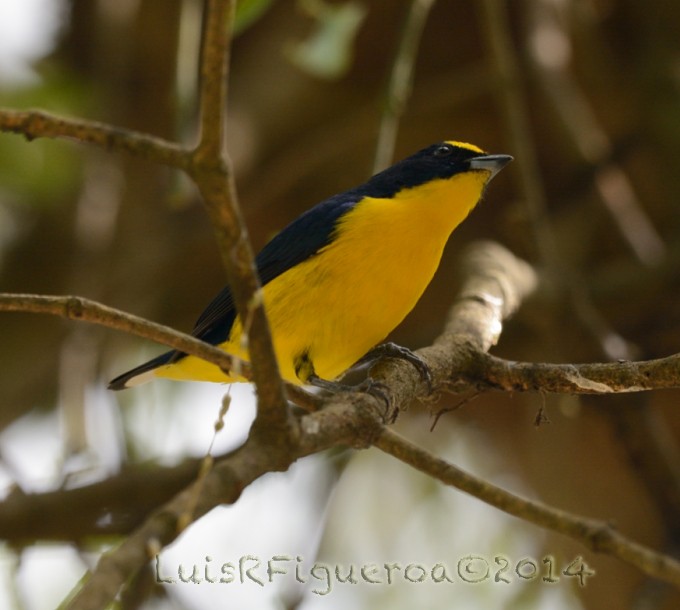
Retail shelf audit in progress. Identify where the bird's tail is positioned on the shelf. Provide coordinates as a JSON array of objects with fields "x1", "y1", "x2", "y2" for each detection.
[{"x1": 108, "y1": 350, "x2": 177, "y2": 390}]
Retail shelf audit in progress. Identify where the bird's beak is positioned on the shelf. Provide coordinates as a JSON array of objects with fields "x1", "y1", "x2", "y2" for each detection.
[{"x1": 468, "y1": 154, "x2": 513, "y2": 180}]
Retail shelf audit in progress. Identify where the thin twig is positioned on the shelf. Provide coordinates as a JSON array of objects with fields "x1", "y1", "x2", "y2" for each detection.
[
  {"x1": 0, "y1": 292, "x2": 247, "y2": 379},
  {"x1": 524, "y1": 3, "x2": 664, "y2": 265},
  {"x1": 373, "y1": 0, "x2": 437, "y2": 173},
  {"x1": 478, "y1": 0, "x2": 632, "y2": 361},
  {"x1": 478, "y1": 0, "x2": 557, "y2": 270},
  {"x1": 375, "y1": 428, "x2": 680, "y2": 588},
  {"x1": 0, "y1": 108, "x2": 190, "y2": 170}
]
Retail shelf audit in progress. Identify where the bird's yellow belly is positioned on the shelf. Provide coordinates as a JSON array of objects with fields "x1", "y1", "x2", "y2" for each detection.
[{"x1": 261, "y1": 238, "x2": 442, "y2": 382}]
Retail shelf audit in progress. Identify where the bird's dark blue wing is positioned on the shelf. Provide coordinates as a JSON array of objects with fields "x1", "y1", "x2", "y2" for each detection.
[
  {"x1": 189, "y1": 191, "x2": 360, "y2": 346},
  {"x1": 109, "y1": 193, "x2": 358, "y2": 389}
]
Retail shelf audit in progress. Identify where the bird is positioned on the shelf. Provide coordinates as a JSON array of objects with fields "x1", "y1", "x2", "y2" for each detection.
[{"x1": 109, "y1": 140, "x2": 512, "y2": 392}]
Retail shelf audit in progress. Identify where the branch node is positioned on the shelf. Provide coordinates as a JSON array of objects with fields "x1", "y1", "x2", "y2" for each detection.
[{"x1": 65, "y1": 296, "x2": 85, "y2": 319}]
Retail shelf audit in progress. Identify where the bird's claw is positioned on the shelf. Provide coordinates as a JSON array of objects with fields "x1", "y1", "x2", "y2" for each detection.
[{"x1": 358, "y1": 342, "x2": 433, "y2": 392}]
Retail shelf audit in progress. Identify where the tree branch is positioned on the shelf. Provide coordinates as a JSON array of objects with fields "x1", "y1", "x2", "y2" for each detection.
[
  {"x1": 470, "y1": 351, "x2": 680, "y2": 395},
  {"x1": 361, "y1": 241, "x2": 538, "y2": 405},
  {"x1": 0, "y1": 0, "x2": 289, "y2": 433},
  {"x1": 375, "y1": 428, "x2": 680, "y2": 588},
  {"x1": 0, "y1": 293, "x2": 248, "y2": 379},
  {"x1": 188, "y1": 0, "x2": 289, "y2": 432},
  {"x1": 0, "y1": 108, "x2": 190, "y2": 170},
  {"x1": 1, "y1": 0, "x2": 678, "y2": 600},
  {"x1": 52, "y1": 241, "x2": 680, "y2": 607},
  {"x1": 63, "y1": 390, "x2": 386, "y2": 610},
  {"x1": 0, "y1": 458, "x2": 206, "y2": 541}
]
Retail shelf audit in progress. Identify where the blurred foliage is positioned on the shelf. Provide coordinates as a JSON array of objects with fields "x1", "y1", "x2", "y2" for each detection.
[
  {"x1": 287, "y1": 0, "x2": 368, "y2": 79},
  {"x1": 234, "y1": 0, "x2": 276, "y2": 35},
  {"x1": 0, "y1": 74, "x2": 91, "y2": 204}
]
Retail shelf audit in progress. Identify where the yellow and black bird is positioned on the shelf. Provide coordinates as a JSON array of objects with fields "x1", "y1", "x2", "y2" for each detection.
[{"x1": 109, "y1": 140, "x2": 511, "y2": 391}]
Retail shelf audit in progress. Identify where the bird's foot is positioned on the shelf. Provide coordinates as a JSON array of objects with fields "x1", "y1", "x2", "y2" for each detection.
[
  {"x1": 355, "y1": 342, "x2": 432, "y2": 392},
  {"x1": 307, "y1": 374, "x2": 395, "y2": 421}
]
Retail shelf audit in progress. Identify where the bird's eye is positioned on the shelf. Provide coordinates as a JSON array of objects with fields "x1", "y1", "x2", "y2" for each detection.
[{"x1": 434, "y1": 143, "x2": 454, "y2": 157}]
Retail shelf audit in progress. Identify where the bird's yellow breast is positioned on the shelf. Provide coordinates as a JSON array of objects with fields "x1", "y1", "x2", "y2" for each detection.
[{"x1": 155, "y1": 170, "x2": 488, "y2": 385}]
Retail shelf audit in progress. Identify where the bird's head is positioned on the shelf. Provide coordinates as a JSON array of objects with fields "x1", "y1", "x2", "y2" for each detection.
[{"x1": 364, "y1": 140, "x2": 512, "y2": 198}]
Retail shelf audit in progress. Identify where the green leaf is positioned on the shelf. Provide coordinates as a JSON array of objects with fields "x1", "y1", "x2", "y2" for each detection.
[
  {"x1": 234, "y1": 0, "x2": 275, "y2": 36},
  {"x1": 287, "y1": 0, "x2": 367, "y2": 80}
]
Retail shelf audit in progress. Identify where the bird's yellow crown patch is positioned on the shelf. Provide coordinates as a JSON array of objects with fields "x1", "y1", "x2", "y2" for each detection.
[{"x1": 445, "y1": 140, "x2": 485, "y2": 154}]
